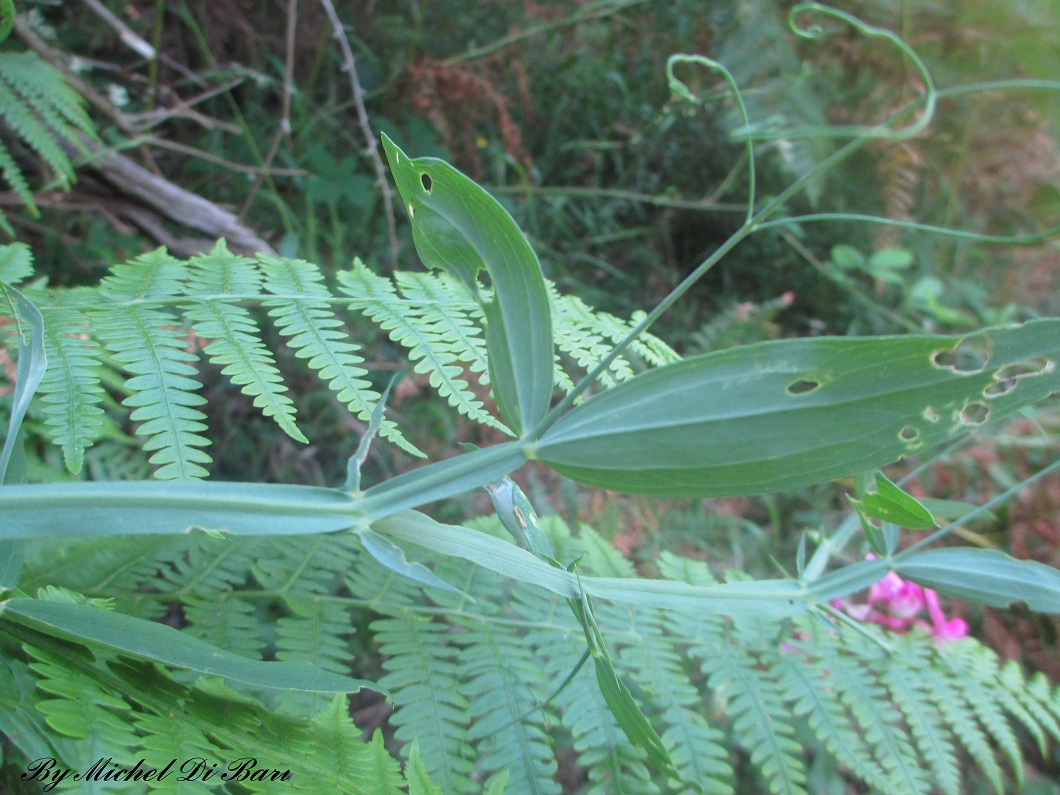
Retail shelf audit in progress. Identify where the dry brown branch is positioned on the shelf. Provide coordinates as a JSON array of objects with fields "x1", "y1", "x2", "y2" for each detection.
[
  {"x1": 317, "y1": 0, "x2": 400, "y2": 270},
  {"x1": 71, "y1": 138, "x2": 277, "y2": 254}
]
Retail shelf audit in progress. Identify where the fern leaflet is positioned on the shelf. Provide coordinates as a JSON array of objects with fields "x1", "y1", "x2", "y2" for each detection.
[
  {"x1": 184, "y1": 241, "x2": 305, "y2": 443},
  {"x1": 258, "y1": 253, "x2": 420, "y2": 456}
]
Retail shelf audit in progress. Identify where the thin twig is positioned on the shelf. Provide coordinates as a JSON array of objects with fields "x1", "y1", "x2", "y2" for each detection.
[
  {"x1": 78, "y1": 0, "x2": 156, "y2": 60},
  {"x1": 141, "y1": 137, "x2": 308, "y2": 176},
  {"x1": 441, "y1": 0, "x2": 648, "y2": 65},
  {"x1": 317, "y1": 0, "x2": 400, "y2": 270},
  {"x1": 239, "y1": 0, "x2": 298, "y2": 222}
]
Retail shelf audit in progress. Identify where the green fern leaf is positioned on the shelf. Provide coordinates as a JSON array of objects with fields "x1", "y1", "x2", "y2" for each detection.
[
  {"x1": 708, "y1": 650, "x2": 808, "y2": 795},
  {"x1": 338, "y1": 260, "x2": 510, "y2": 433},
  {"x1": 395, "y1": 269, "x2": 492, "y2": 384},
  {"x1": 253, "y1": 534, "x2": 358, "y2": 596},
  {"x1": 257, "y1": 253, "x2": 420, "y2": 456},
  {"x1": 93, "y1": 249, "x2": 210, "y2": 479},
  {"x1": 551, "y1": 288, "x2": 634, "y2": 388},
  {"x1": 625, "y1": 311, "x2": 681, "y2": 368},
  {"x1": 826, "y1": 640, "x2": 929, "y2": 795},
  {"x1": 771, "y1": 640, "x2": 892, "y2": 793},
  {"x1": 998, "y1": 659, "x2": 1060, "y2": 744},
  {"x1": 881, "y1": 636, "x2": 960, "y2": 795},
  {"x1": 155, "y1": 535, "x2": 267, "y2": 596},
  {"x1": 0, "y1": 60, "x2": 76, "y2": 187},
  {"x1": 38, "y1": 302, "x2": 106, "y2": 474},
  {"x1": 309, "y1": 699, "x2": 405, "y2": 795},
  {"x1": 182, "y1": 592, "x2": 264, "y2": 660},
  {"x1": 0, "y1": 137, "x2": 34, "y2": 223},
  {"x1": 135, "y1": 713, "x2": 217, "y2": 795},
  {"x1": 459, "y1": 615, "x2": 561, "y2": 795},
  {"x1": 275, "y1": 597, "x2": 354, "y2": 715},
  {"x1": 0, "y1": 52, "x2": 95, "y2": 143},
  {"x1": 374, "y1": 609, "x2": 476, "y2": 793},
  {"x1": 918, "y1": 664, "x2": 1005, "y2": 795},
  {"x1": 25, "y1": 645, "x2": 142, "y2": 767},
  {"x1": 0, "y1": 656, "x2": 59, "y2": 763},
  {"x1": 185, "y1": 242, "x2": 306, "y2": 443},
  {"x1": 406, "y1": 740, "x2": 446, "y2": 795}
]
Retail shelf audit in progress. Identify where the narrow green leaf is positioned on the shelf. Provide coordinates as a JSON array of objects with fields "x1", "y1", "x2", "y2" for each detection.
[
  {"x1": 357, "y1": 528, "x2": 466, "y2": 597},
  {"x1": 0, "y1": 283, "x2": 47, "y2": 481},
  {"x1": 381, "y1": 133, "x2": 554, "y2": 434},
  {"x1": 569, "y1": 577, "x2": 675, "y2": 775},
  {"x1": 854, "y1": 474, "x2": 937, "y2": 530},
  {"x1": 0, "y1": 540, "x2": 21, "y2": 590},
  {"x1": 537, "y1": 320, "x2": 1060, "y2": 496},
  {"x1": 375, "y1": 510, "x2": 810, "y2": 616},
  {"x1": 0, "y1": 598, "x2": 382, "y2": 694},
  {"x1": 896, "y1": 549, "x2": 1060, "y2": 613}
]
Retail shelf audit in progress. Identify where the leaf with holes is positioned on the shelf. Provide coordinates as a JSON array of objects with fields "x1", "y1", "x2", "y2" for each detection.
[
  {"x1": 381, "y1": 134, "x2": 554, "y2": 435},
  {"x1": 535, "y1": 319, "x2": 1059, "y2": 497}
]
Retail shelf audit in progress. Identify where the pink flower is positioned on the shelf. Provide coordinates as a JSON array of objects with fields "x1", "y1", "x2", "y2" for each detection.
[
  {"x1": 920, "y1": 588, "x2": 968, "y2": 641},
  {"x1": 832, "y1": 557, "x2": 967, "y2": 642},
  {"x1": 868, "y1": 572, "x2": 925, "y2": 620}
]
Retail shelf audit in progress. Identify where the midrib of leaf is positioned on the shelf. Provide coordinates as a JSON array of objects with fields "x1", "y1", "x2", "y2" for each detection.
[
  {"x1": 196, "y1": 300, "x2": 304, "y2": 442},
  {"x1": 130, "y1": 309, "x2": 201, "y2": 480},
  {"x1": 721, "y1": 660, "x2": 804, "y2": 795}
]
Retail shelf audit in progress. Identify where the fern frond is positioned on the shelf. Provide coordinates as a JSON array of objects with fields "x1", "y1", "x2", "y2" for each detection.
[
  {"x1": 275, "y1": 597, "x2": 354, "y2": 715},
  {"x1": 253, "y1": 534, "x2": 358, "y2": 596},
  {"x1": 38, "y1": 301, "x2": 106, "y2": 474},
  {"x1": 998, "y1": 658, "x2": 1060, "y2": 744},
  {"x1": 770, "y1": 641, "x2": 893, "y2": 793},
  {"x1": 182, "y1": 592, "x2": 264, "y2": 660},
  {"x1": 918, "y1": 664, "x2": 1006, "y2": 795},
  {"x1": 374, "y1": 609, "x2": 476, "y2": 793},
  {"x1": 0, "y1": 137, "x2": 32, "y2": 223},
  {"x1": 708, "y1": 649, "x2": 808, "y2": 795},
  {"x1": 308, "y1": 700, "x2": 405, "y2": 795},
  {"x1": 185, "y1": 242, "x2": 306, "y2": 443},
  {"x1": 93, "y1": 249, "x2": 210, "y2": 480},
  {"x1": 395, "y1": 269, "x2": 492, "y2": 385},
  {"x1": 551, "y1": 288, "x2": 631, "y2": 389},
  {"x1": 26, "y1": 645, "x2": 142, "y2": 769},
  {"x1": 257, "y1": 254, "x2": 421, "y2": 457},
  {"x1": 135, "y1": 713, "x2": 217, "y2": 795},
  {"x1": 826, "y1": 637, "x2": 930, "y2": 795},
  {"x1": 0, "y1": 63, "x2": 76, "y2": 187},
  {"x1": 151, "y1": 535, "x2": 265, "y2": 598},
  {"x1": 0, "y1": 52, "x2": 95, "y2": 149},
  {"x1": 625, "y1": 311, "x2": 681, "y2": 368},
  {"x1": 458, "y1": 610, "x2": 561, "y2": 795},
  {"x1": 338, "y1": 260, "x2": 510, "y2": 433},
  {"x1": 880, "y1": 636, "x2": 960, "y2": 795},
  {"x1": 0, "y1": 656, "x2": 58, "y2": 763}
]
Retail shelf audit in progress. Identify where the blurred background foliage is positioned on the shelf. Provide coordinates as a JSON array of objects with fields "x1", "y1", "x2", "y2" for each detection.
[{"x1": 1, "y1": 0, "x2": 1058, "y2": 788}]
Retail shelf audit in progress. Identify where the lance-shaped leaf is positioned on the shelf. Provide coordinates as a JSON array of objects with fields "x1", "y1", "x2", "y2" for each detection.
[
  {"x1": 896, "y1": 549, "x2": 1060, "y2": 613},
  {"x1": 535, "y1": 319, "x2": 1059, "y2": 497},
  {"x1": 0, "y1": 598, "x2": 379, "y2": 694},
  {"x1": 381, "y1": 133, "x2": 554, "y2": 434}
]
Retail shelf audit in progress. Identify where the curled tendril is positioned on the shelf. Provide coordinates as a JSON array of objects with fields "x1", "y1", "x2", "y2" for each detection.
[
  {"x1": 739, "y1": 2, "x2": 939, "y2": 143},
  {"x1": 666, "y1": 54, "x2": 757, "y2": 224}
]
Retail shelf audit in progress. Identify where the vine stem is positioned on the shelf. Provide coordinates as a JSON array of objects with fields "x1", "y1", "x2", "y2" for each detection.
[{"x1": 318, "y1": 0, "x2": 400, "y2": 271}]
